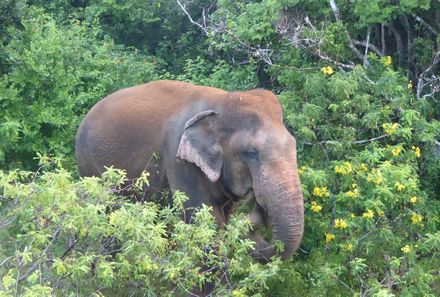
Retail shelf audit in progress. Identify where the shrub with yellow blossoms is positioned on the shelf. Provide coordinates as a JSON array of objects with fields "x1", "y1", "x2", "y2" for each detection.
[
  {"x1": 280, "y1": 41, "x2": 439, "y2": 296},
  {"x1": 410, "y1": 196, "x2": 417, "y2": 204},
  {"x1": 345, "y1": 188, "x2": 359, "y2": 198},
  {"x1": 334, "y1": 162, "x2": 353, "y2": 175},
  {"x1": 412, "y1": 146, "x2": 421, "y2": 158},
  {"x1": 298, "y1": 165, "x2": 307, "y2": 174},
  {"x1": 321, "y1": 66, "x2": 334, "y2": 75},
  {"x1": 334, "y1": 218, "x2": 349, "y2": 229},
  {"x1": 401, "y1": 245, "x2": 411, "y2": 254},
  {"x1": 411, "y1": 213, "x2": 423, "y2": 225},
  {"x1": 310, "y1": 201, "x2": 322, "y2": 213},
  {"x1": 391, "y1": 146, "x2": 402, "y2": 157},
  {"x1": 362, "y1": 209, "x2": 374, "y2": 219},
  {"x1": 382, "y1": 122, "x2": 399, "y2": 134},
  {"x1": 381, "y1": 55, "x2": 392, "y2": 66},
  {"x1": 343, "y1": 243, "x2": 353, "y2": 252},
  {"x1": 313, "y1": 186, "x2": 330, "y2": 198},
  {"x1": 395, "y1": 182, "x2": 406, "y2": 192},
  {"x1": 325, "y1": 233, "x2": 335, "y2": 243},
  {"x1": 366, "y1": 169, "x2": 383, "y2": 185}
]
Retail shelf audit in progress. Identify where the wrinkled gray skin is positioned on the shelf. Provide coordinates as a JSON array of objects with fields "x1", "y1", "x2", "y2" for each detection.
[{"x1": 75, "y1": 80, "x2": 304, "y2": 262}]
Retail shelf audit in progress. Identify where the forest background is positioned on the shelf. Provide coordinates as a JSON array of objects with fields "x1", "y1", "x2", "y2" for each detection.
[{"x1": 0, "y1": 0, "x2": 439, "y2": 296}]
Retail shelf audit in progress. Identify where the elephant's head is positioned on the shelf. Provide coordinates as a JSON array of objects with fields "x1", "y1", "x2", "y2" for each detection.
[{"x1": 176, "y1": 90, "x2": 304, "y2": 262}]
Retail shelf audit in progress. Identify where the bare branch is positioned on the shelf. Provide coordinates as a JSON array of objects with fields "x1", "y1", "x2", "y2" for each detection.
[
  {"x1": 363, "y1": 27, "x2": 371, "y2": 66},
  {"x1": 381, "y1": 23, "x2": 386, "y2": 55},
  {"x1": 303, "y1": 134, "x2": 389, "y2": 146},
  {"x1": 416, "y1": 50, "x2": 440, "y2": 100},
  {"x1": 352, "y1": 39, "x2": 383, "y2": 57},
  {"x1": 412, "y1": 14, "x2": 438, "y2": 35},
  {"x1": 353, "y1": 134, "x2": 389, "y2": 145},
  {"x1": 329, "y1": 0, "x2": 340, "y2": 22},
  {"x1": 176, "y1": 0, "x2": 209, "y2": 36},
  {"x1": 329, "y1": 0, "x2": 365, "y2": 63}
]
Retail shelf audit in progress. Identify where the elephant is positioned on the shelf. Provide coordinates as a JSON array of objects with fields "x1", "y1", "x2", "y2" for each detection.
[{"x1": 75, "y1": 80, "x2": 304, "y2": 262}]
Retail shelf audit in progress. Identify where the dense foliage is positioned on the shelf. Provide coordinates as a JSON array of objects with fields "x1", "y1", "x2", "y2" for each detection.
[{"x1": 1, "y1": 1, "x2": 439, "y2": 296}]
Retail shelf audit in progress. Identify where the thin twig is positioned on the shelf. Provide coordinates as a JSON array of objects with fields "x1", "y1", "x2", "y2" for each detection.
[
  {"x1": 353, "y1": 134, "x2": 389, "y2": 145},
  {"x1": 18, "y1": 228, "x2": 61, "y2": 283}
]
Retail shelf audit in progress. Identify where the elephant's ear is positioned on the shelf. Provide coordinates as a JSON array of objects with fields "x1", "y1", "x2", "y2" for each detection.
[{"x1": 176, "y1": 110, "x2": 222, "y2": 182}]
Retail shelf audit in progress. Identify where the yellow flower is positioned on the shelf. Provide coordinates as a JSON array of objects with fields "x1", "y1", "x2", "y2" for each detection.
[
  {"x1": 382, "y1": 122, "x2": 399, "y2": 134},
  {"x1": 345, "y1": 189, "x2": 359, "y2": 198},
  {"x1": 299, "y1": 166, "x2": 307, "y2": 174},
  {"x1": 325, "y1": 233, "x2": 335, "y2": 243},
  {"x1": 362, "y1": 209, "x2": 374, "y2": 219},
  {"x1": 334, "y1": 218, "x2": 349, "y2": 229},
  {"x1": 344, "y1": 243, "x2": 353, "y2": 252},
  {"x1": 310, "y1": 201, "x2": 322, "y2": 213},
  {"x1": 367, "y1": 169, "x2": 383, "y2": 185},
  {"x1": 410, "y1": 196, "x2": 417, "y2": 204},
  {"x1": 412, "y1": 146, "x2": 421, "y2": 158},
  {"x1": 351, "y1": 213, "x2": 356, "y2": 218},
  {"x1": 411, "y1": 213, "x2": 423, "y2": 225},
  {"x1": 321, "y1": 66, "x2": 334, "y2": 75},
  {"x1": 359, "y1": 163, "x2": 368, "y2": 172},
  {"x1": 401, "y1": 245, "x2": 411, "y2": 253},
  {"x1": 391, "y1": 146, "x2": 402, "y2": 157},
  {"x1": 334, "y1": 162, "x2": 353, "y2": 175},
  {"x1": 408, "y1": 80, "x2": 413, "y2": 90},
  {"x1": 313, "y1": 186, "x2": 330, "y2": 198},
  {"x1": 382, "y1": 55, "x2": 392, "y2": 66},
  {"x1": 395, "y1": 182, "x2": 406, "y2": 192}
]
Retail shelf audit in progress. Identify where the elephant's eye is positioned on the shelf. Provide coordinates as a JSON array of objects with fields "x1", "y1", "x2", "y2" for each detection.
[{"x1": 243, "y1": 148, "x2": 258, "y2": 159}]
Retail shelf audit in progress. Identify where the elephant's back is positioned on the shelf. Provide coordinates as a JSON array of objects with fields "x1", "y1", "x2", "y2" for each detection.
[
  {"x1": 75, "y1": 80, "x2": 226, "y2": 178},
  {"x1": 91, "y1": 80, "x2": 226, "y2": 119}
]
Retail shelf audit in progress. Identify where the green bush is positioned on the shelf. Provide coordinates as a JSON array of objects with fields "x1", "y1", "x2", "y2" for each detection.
[
  {"x1": 0, "y1": 9, "x2": 158, "y2": 169},
  {"x1": 0, "y1": 161, "x2": 284, "y2": 296},
  {"x1": 272, "y1": 56, "x2": 440, "y2": 296}
]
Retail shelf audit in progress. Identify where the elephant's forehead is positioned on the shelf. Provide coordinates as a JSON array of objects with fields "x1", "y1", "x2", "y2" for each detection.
[
  {"x1": 253, "y1": 127, "x2": 295, "y2": 148},
  {"x1": 224, "y1": 92, "x2": 284, "y2": 124}
]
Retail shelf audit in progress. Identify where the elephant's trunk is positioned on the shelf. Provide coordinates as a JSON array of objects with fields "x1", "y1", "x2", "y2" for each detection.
[{"x1": 252, "y1": 164, "x2": 304, "y2": 262}]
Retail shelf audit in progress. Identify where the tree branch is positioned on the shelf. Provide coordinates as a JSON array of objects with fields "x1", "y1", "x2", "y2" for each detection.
[
  {"x1": 416, "y1": 50, "x2": 440, "y2": 100},
  {"x1": 303, "y1": 134, "x2": 389, "y2": 146},
  {"x1": 381, "y1": 23, "x2": 386, "y2": 55},
  {"x1": 176, "y1": 0, "x2": 209, "y2": 36},
  {"x1": 353, "y1": 134, "x2": 389, "y2": 145},
  {"x1": 329, "y1": 0, "x2": 366, "y2": 64},
  {"x1": 363, "y1": 27, "x2": 371, "y2": 66},
  {"x1": 412, "y1": 14, "x2": 438, "y2": 35},
  {"x1": 352, "y1": 39, "x2": 383, "y2": 57}
]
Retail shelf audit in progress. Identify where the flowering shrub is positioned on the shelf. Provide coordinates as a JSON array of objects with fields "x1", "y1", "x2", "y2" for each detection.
[
  {"x1": 277, "y1": 55, "x2": 440, "y2": 296},
  {"x1": 0, "y1": 163, "x2": 283, "y2": 296}
]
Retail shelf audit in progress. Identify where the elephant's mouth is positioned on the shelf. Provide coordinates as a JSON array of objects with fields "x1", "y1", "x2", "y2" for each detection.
[{"x1": 235, "y1": 191, "x2": 272, "y2": 239}]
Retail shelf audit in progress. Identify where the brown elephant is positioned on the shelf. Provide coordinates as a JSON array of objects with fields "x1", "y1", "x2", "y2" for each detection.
[{"x1": 75, "y1": 80, "x2": 304, "y2": 262}]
